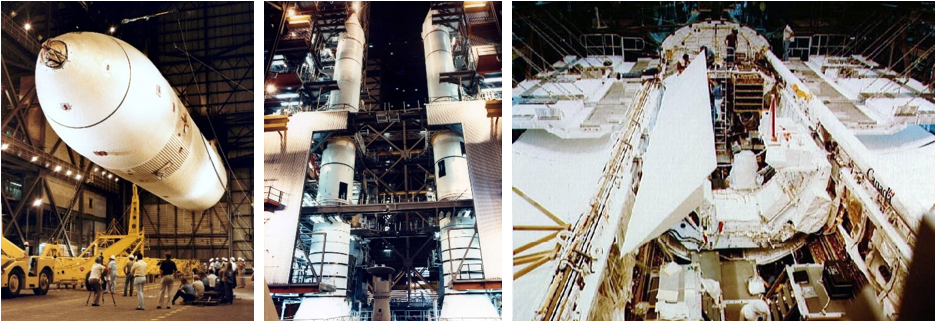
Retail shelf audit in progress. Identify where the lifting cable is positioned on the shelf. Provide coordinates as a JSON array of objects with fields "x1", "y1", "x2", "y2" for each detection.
[
  {"x1": 830, "y1": 14, "x2": 884, "y2": 58},
  {"x1": 862, "y1": 32, "x2": 934, "y2": 93},
  {"x1": 177, "y1": 16, "x2": 255, "y2": 254},
  {"x1": 862, "y1": 14, "x2": 920, "y2": 61}
]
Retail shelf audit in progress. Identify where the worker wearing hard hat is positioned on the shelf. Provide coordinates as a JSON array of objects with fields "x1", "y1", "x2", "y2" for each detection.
[{"x1": 106, "y1": 255, "x2": 118, "y2": 294}]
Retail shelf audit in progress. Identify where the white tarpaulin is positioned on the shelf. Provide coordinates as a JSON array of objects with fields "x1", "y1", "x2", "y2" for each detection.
[{"x1": 622, "y1": 52, "x2": 716, "y2": 254}]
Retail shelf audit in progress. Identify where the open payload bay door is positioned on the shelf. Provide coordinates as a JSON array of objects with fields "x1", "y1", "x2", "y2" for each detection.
[{"x1": 621, "y1": 52, "x2": 716, "y2": 254}]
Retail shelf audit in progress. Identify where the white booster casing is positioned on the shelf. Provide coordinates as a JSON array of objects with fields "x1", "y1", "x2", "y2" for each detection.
[
  {"x1": 422, "y1": 12, "x2": 459, "y2": 102},
  {"x1": 327, "y1": 13, "x2": 365, "y2": 112},
  {"x1": 317, "y1": 137, "x2": 356, "y2": 205},
  {"x1": 294, "y1": 221, "x2": 352, "y2": 320},
  {"x1": 432, "y1": 130, "x2": 472, "y2": 200},
  {"x1": 439, "y1": 214, "x2": 499, "y2": 320},
  {"x1": 34, "y1": 32, "x2": 226, "y2": 211}
]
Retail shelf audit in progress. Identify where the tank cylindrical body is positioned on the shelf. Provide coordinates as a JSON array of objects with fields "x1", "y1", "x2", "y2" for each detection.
[
  {"x1": 307, "y1": 221, "x2": 351, "y2": 296},
  {"x1": 34, "y1": 32, "x2": 226, "y2": 211},
  {"x1": 439, "y1": 214, "x2": 484, "y2": 287},
  {"x1": 327, "y1": 13, "x2": 365, "y2": 112},
  {"x1": 432, "y1": 130, "x2": 472, "y2": 200},
  {"x1": 422, "y1": 22, "x2": 459, "y2": 102},
  {"x1": 439, "y1": 214, "x2": 499, "y2": 320},
  {"x1": 317, "y1": 137, "x2": 356, "y2": 205},
  {"x1": 294, "y1": 221, "x2": 352, "y2": 320}
]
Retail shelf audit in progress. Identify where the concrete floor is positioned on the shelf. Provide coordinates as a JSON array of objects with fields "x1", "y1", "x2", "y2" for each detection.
[{"x1": 1, "y1": 280, "x2": 254, "y2": 321}]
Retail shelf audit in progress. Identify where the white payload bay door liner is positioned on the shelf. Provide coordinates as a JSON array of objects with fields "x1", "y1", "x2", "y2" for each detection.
[{"x1": 621, "y1": 52, "x2": 716, "y2": 254}]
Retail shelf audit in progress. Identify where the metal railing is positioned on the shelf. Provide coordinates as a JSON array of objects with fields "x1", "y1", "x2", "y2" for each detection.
[
  {"x1": 265, "y1": 185, "x2": 285, "y2": 206},
  {"x1": 581, "y1": 33, "x2": 626, "y2": 57}
]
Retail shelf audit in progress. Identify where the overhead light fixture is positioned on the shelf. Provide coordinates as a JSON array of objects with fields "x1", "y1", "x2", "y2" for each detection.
[
  {"x1": 66, "y1": 170, "x2": 73, "y2": 176},
  {"x1": 464, "y1": 1, "x2": 487, "y2": 9},
  {"x1": 33, "y1": 199, "x2": 42, "y2": 206},
  {"x1": 266, "y1": 84, "x2": 277, "y2": 94},
  {"x1": 0, "y1": 143, "x2": 8, "y2": 150},
  {"x1": 107, "y1": 174, "x2": 113, "y2": 179},
  {"x1": 109, "y1": 26, "x2": 115, "y2": 33},
  {"x1": 274, "y1": 93, "x2": 300, "y2": 100},
  {"x1": 288, "y1": 8, "x2": 296, "y2": 17},
  {"x1": 483, "y1": 77, "x2": 502, "y2": 83},
  {"x1": 31, "y1": 156, "x2": 38, "y2": 162},
  {"x1": 54, "y1": 165, "x2": 62, "y2": 172},
  {"x1": 24, "y1": 23, "x2": 31, "y2": 31},
  {"x1": 75, "y1": 174, "x2": 82, "y2": 180}
]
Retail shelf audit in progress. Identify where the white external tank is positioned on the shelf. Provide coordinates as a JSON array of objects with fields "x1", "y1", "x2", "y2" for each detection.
[
  {"x1": 34, "y1": 32, "x2": 226, "y2": 211},
  {"x1": 421, "y1": 12, "x2": 459, "y2": 102},
  {"x1": 327, "y1": 12, "x2": 365, "y2": 112},
  {"x1": 317, "y1": 137, "x2": 356, "y2": 205},
  {"x1": 432, "y1": 130, "x2": 472, "y2": 200},
  {"x1": 439, "y1": 213, "x2": 499, "y2": 320},
  {"x1": 294, "y1": 220, "x2": 352, "y2": 320}
]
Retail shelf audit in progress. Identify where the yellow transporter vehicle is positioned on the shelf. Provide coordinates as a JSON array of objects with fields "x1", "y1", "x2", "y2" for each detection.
[
  {"x1": 43, "y1": 185, "x2": 200, "y2": 289},
  {"x1": 1, "y1": 217, "x2": 57, "y2": 298}
]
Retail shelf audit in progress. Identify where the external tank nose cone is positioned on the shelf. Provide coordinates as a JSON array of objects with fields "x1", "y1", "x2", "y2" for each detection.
[
  {"x1": 39, "y1": 39, "x2": 68, "y2": 69},
  {"x1": 35, "y1": 32, "x2": 132, "y2": 129}
]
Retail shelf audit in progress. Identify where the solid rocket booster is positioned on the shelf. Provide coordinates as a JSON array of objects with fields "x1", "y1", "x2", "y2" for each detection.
[
  {"x1": 35, "y1": 32, "x2": 226, "y2": 211},
  {"x1": 326, "y1": 13, "x2": 365, "y2": 112}
]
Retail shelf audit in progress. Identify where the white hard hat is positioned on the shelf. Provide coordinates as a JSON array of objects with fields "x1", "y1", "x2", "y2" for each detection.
[
  {"x1": 238, "y1": 257, "x2": 244, "y2": 261},
  {"x1": 110, "y1": 255, "x2": 116, "y2": 260},
  {"x1": 222, "y1": 257, "x2": 228, "y2": 261},
  {"x1": 209, "y1": 258, "x2": 214, "y2": 262}
]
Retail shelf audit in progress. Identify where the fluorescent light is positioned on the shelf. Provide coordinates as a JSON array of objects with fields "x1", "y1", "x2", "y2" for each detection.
[
  {"x1": 483, "y1": 77, "x2": 502, "y2": 83},
  {"x1": 274, "y1": 93, "x2": 300, "y2": 99}
]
